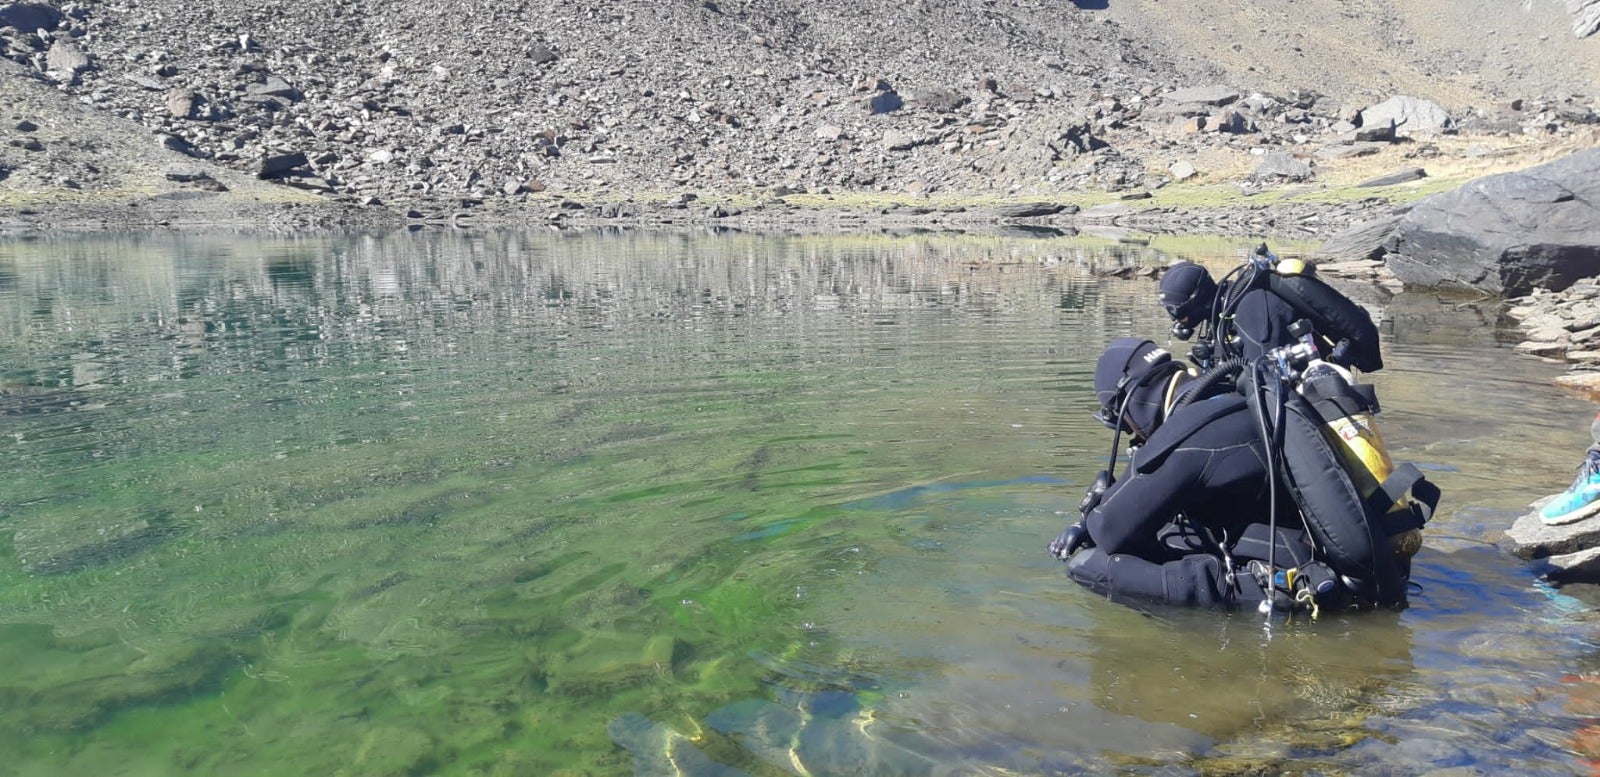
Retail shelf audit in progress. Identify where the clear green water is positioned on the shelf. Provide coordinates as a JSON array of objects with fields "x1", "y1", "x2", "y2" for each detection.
[{"x1": 2, "y1": 230, "x2": 1599, "y2": 776}]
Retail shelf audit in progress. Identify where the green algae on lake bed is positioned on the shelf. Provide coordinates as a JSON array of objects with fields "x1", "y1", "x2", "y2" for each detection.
[{"x1": 3, "y1": 229, "x2": 1600, "y2": 775}]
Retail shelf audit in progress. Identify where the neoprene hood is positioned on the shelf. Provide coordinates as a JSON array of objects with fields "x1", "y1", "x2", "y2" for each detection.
[
  {"x1": 1093, "y1": 337, "x2": 1175, "y2": 439},
  {"x1": 1158, "y1": 261, "x2": 1217, "y2": 326}
]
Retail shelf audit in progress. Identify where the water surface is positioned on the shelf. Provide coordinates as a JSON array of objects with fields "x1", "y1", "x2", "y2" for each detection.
[{"x1": 1, "y1": 229, "x2": 1597, "y2": 776}]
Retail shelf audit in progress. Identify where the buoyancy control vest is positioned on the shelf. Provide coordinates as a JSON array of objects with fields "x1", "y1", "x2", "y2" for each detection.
[
  {"x1": 1240, "y1": 364, "x2": 1401, "y2": 606},
  {"x1": 1238, "y1": 346, "x2": 1436, "y2": 608},
  {"x1": 1295, "y1": 360, "x2": 1435, "y2": 563},
  {"x1": 1208, "y1": 251, "x2": 1384, "y2": 374},
  {"x1": 1266, "y1": 259, "x2": 1384, "y2": 373}
]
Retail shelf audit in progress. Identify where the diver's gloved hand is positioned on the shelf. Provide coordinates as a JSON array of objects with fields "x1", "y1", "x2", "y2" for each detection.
[{"x1": 1048, "y1": 523, "x2": 1092, "y2": 561}]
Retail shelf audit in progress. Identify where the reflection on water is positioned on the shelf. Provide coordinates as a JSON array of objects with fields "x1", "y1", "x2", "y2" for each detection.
[{"x1": 0, "y1": 229, "x2": 1597, "y2": 775}]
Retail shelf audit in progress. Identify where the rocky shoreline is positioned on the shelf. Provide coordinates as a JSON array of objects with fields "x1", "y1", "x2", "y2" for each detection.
[
  {"x1": 1494, "y1": 279, "x2": 1600, "y2": 582},
  {"x1": 1505, "y1": 282, "x2": 1600, "y2": 394},
  {"x1": 0, "y1": 189, "x2": 1405, "y2": 242}
]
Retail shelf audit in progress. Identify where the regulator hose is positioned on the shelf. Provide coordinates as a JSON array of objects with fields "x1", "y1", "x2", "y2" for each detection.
[{"x1": 1169, "y1": 355, "x2": 1247, "y2": 414}]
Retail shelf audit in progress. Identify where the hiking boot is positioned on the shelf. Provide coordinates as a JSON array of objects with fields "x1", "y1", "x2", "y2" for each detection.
[{"x1": 1541, "y1": 451, "x2": 1600, "y2": 526}]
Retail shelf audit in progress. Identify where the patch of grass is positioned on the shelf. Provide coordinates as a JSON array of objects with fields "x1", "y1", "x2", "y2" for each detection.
[{"x1": 0, "y1": 183, "x2": 324, "y2": 209}]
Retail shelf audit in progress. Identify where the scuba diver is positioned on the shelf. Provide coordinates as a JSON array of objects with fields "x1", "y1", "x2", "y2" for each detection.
[
  {"x1": 1158, "y1": 243, "x2": 1383, "y2": 373},
  {"x1": 1049, "y1": 334, "x2": 1439, "y2": 614}
]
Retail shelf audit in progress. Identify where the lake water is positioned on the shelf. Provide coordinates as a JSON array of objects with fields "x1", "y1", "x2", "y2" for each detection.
[{"x1": 2, "y1": 229, "x2": 1599, "y2": 776}]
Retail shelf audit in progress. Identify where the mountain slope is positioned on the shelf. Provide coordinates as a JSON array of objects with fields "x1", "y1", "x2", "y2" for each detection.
[
  {"x1": 2, "y1": 0, "x2": 1597, "y2": 221},
  {"x1": 1106, "y1": 0, "x2": 1600, "y2": 111}
]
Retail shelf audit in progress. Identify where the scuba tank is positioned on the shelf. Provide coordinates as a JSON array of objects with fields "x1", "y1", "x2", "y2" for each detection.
[
  {"x1": 1295, "y1": 357, "x2": 1423, "y2": 565},
  {"x1": 1228, "y1": 318, "x2": 1418, "y2": 608},
  {"x1": 1280, "y1": 318, "x2": 1433, "y2": 572}
]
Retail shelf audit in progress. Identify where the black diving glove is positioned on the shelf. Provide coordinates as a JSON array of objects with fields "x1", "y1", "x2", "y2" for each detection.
[{"x1": 1048, "y1": 523, "x2": 1092, "y2": 561}]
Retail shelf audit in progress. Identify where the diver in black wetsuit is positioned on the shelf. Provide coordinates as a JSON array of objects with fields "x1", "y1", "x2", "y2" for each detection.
[
  {"x1": 1158, "y1": 245, "x2": 1383, "y2": 373},
  {"x1": 1048, "y1": 338, "x2": 1340, "y2": 611}
]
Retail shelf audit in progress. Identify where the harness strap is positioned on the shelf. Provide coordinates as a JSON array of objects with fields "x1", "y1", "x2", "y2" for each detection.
[{"x1": 1362, "y1": 462, "x2": 1427, "y2": 526}]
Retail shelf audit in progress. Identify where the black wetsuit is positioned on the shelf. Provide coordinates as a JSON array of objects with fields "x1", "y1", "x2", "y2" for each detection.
[
  {"x1": 1219, "y1": 276, "x2": 1381, "y2": 371},
  {"x1": 1068, "y1": 392, "x2": 1304, "y2": 608},
  {"x1": 1223, "y1": 285, "x2": 1304, "y2": 364}
]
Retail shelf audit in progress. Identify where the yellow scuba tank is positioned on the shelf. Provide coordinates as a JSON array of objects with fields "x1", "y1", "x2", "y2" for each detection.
[
  {"x1": 1275, "y1": 257, "x2": 1311, "y2": 277},
  {"x1": 1297, "y1": 359, "x2": 1422, "y2": 560}
]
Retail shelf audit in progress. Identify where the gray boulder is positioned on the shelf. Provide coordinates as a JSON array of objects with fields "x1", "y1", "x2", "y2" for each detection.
[
  {"x1": 44, "y1": 40, "x2": 90, "y2": 80},
  {"x1": 257, "y1": 151, "x2": 310, "y2": 179},
  {"x1": 1316, "y1": 141, "x2": 1386, "y2": 160},
  {"x1": 1208, "y1": 109, "x2": 1253, "y2": 134},
  {"x1": 1162, "y1": 86, "x2": 1239, "y2": 106},
  {"x1": 528, "y1": 43, "x2": 557, "y2": 64},
  {"x1": 1357, "y1": 167, "x2": 1426, "y2": 187},
  {"x1": 1353, "y1": 120, "x2": 1398, "y2": 143},
  {"x1": 867, "y1": 91, "x2": 902, "y2": 114},
  {"x1": 1359, "y1": 96, "x2": 1452, "y2": 136},
  {"x1": 246, "y1": 75, "x2": 303, "y2": 102},
  {"x1": 0, "y1": 3, "x2": 62, "y2": 32},
  {"x1": 1252, "y1": 150, "x2": 1312, "y2": 181},
  {"x1": 1384, "y1": 148, "x2": 1600, "y2": 296},
  {"x1": 995, "y1": 202, "x2": 1066, "y2": 218},
  {"x1": 911, "y1": 87, "x2": 967, "y2": 113},
  {"x1": 880, "y1": 130, "x2": 925, "y2": 151},
  {"x1": 165, "y1": 89, "x2": 200, "y2": 119},
  {"x1": 1503, "y1": 495, "x2": 1600, "y2": 582},
  {"x1": 164, "y1": 165, "x2": 227, "y2": 191},
  {"x1": 1314, "y1": 214, "x2": 1404, "y2": 263},
  {"x1": 1543, "y1": 546, "x2": 1600, "y2": 584},
  {"x1": 158, "y1": 133, "x2": 198, "y2": 156}
]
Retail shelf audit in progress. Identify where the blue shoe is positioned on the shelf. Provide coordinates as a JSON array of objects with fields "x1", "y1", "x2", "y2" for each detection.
[{"x1": 1541, "y1": 453, "x2": 1600, "y2": 526}]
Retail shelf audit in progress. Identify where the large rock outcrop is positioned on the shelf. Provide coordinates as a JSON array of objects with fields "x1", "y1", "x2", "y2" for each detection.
[
  {"x1": 1357, "y1": 96, "x2": 1452, "y2": 137},
  {"x1": 1565, "y1": 0, "x2": 1600, "y2": 38},
  {"x1": 1380, "y1": 148, "x2": 1600, "y2": 296}
]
